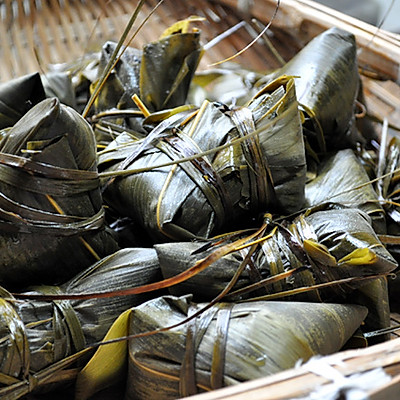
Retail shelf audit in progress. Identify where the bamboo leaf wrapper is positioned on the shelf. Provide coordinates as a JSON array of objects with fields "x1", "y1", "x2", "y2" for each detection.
[
  {"x1": 0, "y1": 98, "x2": 119, "y2": 289},
  {"x1": 124, "y1": 295, "x2": 368, "y2": 399}
]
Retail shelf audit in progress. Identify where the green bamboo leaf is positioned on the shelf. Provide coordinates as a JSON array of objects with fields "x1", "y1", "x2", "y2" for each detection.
[
  {"x1": 0, "y1": 97, "x2": 119, "y2": 289},
  {"x1": 305, "y1": 149, "x2": 386, "y2": 234},
  {"x1": 140, "y1": 25, "x2": 203, "y2": 111},
  {"x1": 262, "y1": 27, "x2": 364, "y2": 152},
  {"x1": 0, "y1": 73, "x2": 46, "y2": 130},
  {"x1": 124, "y1": 295, "x2": 368, "y2": 399},
  {"x1": 156, "y1": 207, "x2": 397, "y2": 303},
  {"x1": 159, "y1": 16, "x2": 205, "y2": 38},
  {"x1": 0, "y1": 248, "x2": 161, "y2": 397},
  {"x1": 99, "y1": 77, "x2": 306, "y2": 241}
]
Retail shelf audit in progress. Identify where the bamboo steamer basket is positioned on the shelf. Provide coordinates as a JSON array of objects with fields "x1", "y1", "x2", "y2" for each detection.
[{"x1": 1, "y1": 0, "x2": 400, "y2": 399}]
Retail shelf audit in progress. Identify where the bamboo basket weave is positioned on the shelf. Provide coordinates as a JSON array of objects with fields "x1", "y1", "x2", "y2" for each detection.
[
  {"x1": 2, "y1": 0, "x2": 400, "y2": 399},
  {"x1": 1, "y1": 0, "x2": 400, "y2": 130}
]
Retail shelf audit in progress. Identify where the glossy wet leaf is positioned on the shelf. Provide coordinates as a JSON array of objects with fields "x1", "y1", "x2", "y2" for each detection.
[
  {"x1": 0, "y1": 248, "x2": 162, "y2": 397},
  {"x1": 124, "y1": 295, "x2": 367, "y2": 399},
  {"x1": 0, "y1": 73, "x2": 46, "y2": 130},
  {"x1": 0, "y1": 98, "x2": 118, "y2": 289},
  {"x1": 338, "y1": 248, "x2": 377, "y2": 265},
  {"x1": 140, "y1": 28, "x2": 203, "y2": 110},
  {"x1": 303, "y1": 239, "x2": 337, "y2": 267},
  {"x1": 99, "y1": 77, "x2": 306, "y2": 242},
  {"x1": 305, "y1": 149, "x2": 386, "y2": 234},
  {"x1": 42, "y1": 71, "x2": 77, "y2": 108},
  {"x1": 263, "y1": 27, "x2": 363, "y2": 152},
  {"x1": 157, "y1": 206, "x2": 396, "y2": 301}
]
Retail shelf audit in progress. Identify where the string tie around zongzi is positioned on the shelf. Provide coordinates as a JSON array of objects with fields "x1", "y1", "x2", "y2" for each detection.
[
  {"x1": 0, "y1": 154, "x2": 99, "y2": 196},
  {"x1": 28, "y1": 285, "x2": 86, "y2": 355},
  {"x1": 0, "y1": 297, "x2": 29, "y2": 379},
  {"x1": 0, "y1": 141, "x2": 104, "y2": 255},
  {"x1": 0, "y1": 152, "x2": 98, "y2": 180},
  {"x1": 179, "y1": 303, "x2": 233, "y2": 396},
  {"x1": 228, "y1": 106, "x2": 274, "y2": 211},
  {"x1": 0, "y1": 197, "x2": 105, "y2": 236},
  {"x1": 179, "y1": 305, "x2": 217, "y2": 396},
  {"x1": 210, "y1": 304, "x2": 232, "y2": 389},
  {"x1": 0, "y1": 150, "x2": 105, "y2": 236},
  {"x1": 161, "y1": 131, "x2": 233, "y2": 225}
]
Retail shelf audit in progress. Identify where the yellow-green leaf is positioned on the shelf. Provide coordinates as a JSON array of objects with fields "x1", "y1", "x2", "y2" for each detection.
[
  {"x1": 75, "y1": 309, "x2": 132, "y2": 400},
  {"x1": 338, "y1": 248, "x2": 377, "y2": 265},
  {"x1": 144, "y1": 104, "x2": 197, "y2": 125},
  {"x1": 160, "y1": 16, "x2": 205, "y2": 38},
  {"x1": 303, "y1": 239, "x2": 337, "y2": 267}
]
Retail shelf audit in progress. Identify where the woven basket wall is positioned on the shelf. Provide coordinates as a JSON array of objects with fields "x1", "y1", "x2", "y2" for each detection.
[
  {"x1": 0, "y1": 0, "x2": 292, "y2": 81},
  {"x1": 1, "y1": 0, "x2": 400, "y2": 131}
]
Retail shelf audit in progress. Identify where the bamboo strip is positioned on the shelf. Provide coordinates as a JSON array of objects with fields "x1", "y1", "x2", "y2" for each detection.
[
  {"x1": 30, "y1": 0, "x2": 52, "y2": 70},
  {"x1": 16, "y1": 0, "x2": 24, "y2": 28},
  {"x1": 83, "y1": 0, "x2": 113, "y2": 42},
  {"x1": 50, "y1": 0, "x2": 81, "y2": 56},
  {"x1": 3, "y1": 0, "x2": 13, "y2": 28},
  {"x1": 97, "y1": 0, "x2": 119, "y2": 39},
  {"x1": 19, "y1": 2, "x2": 41, "y2": 75},
  {"x1": 114, "y1": 0, "x2": 131, "y2": 15},
  {"x1": 8, "y1": 16, "x2": 25, "y2": 77},
  {"x1": 39, "y1": 0, "x2": 66, "y2": 64},
  {"x1": 60, "y1": 0, "x2": 89, "y2": 55},
  {"x1": 69, "y1": 0, "x2": 101, "y2": 53},
  {"x1": 0, "y1": 16, "x2": 16, "y2": 80}
]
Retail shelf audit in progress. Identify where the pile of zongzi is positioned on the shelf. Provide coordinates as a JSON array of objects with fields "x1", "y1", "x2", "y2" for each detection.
[
  {"x1": 0, "y1": 247, "x2": 163, "y2": 397},
  {"x1": 0, "y1": 10, "x2": 398, "y2": 400}
]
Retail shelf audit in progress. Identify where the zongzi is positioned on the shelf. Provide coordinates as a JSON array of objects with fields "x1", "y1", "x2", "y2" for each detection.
[
  {"x1": 124, "y1": 295, "x2": 368, "y2": 399},
  {"x1": 0, "y1": 97, "x2": 118, "y2": 289},
  {"x1": 0, "y1": 247, "x2": 162, "y2": 398},
  {"x1": 99, "y1": 76, "x2": 306, "y2": 242},
  {"x1": 156, "y1": 206, "x2": 396, "y2": 302},
  {"x1": 261, "y1": 27, "x2": 368, "y2": 152},
  {"x1": 0, "y1": 72, "x2": 46, "y2": 130}
]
